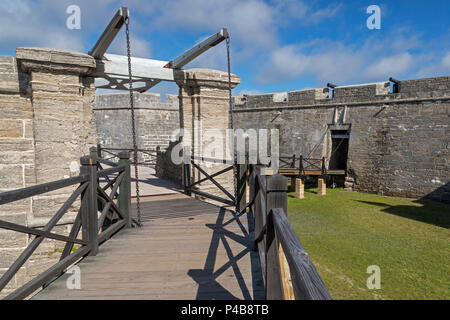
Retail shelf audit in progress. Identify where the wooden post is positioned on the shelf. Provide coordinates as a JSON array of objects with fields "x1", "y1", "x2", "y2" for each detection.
[
  {"x1": 118, "y1": 151, "x2": 132, "y2": 228},
  {"x1": 265, "y1": 174, "x2": 288, "y2": 299},
  {"x1": 97, "y1": 143, "x2": 102, "y2": 158},
  {"x1": 80, "y1": 155, "x2": 99, "y2": 256},
  {"x1": 321, "y1": 157, "x2": 327, "y2": 176},
  {"x1": 89, "y1": 146, "x2": 97, "y2": 158},
  {"x1": 183, "y1": 163, "x2": 191, "y2": 196},
  {"x1": 236, "y1": 160, "x2": 247, "y2": 213},
  {"x1": 299, "y1": 155, "x2": 304, "y2": 176}
]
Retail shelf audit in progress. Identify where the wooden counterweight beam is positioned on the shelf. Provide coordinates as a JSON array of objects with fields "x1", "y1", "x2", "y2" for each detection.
[
  {"x1": 89, "y1": 7, "x2": 129, "y2": 59},
  {"x1": 89, "y1": 7, "x2": 229, "y2": 92}
]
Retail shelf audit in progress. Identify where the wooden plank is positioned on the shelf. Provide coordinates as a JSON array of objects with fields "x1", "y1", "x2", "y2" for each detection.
[
  {"x1": 265, "y1": 175, "x2": 288, "y2": 300},
  {"x1": 88, "y1": 7, "x2": 129, "y2": 58},
  {"x1": 278, "y1": 244, "x2": 295, "y2": 300},
  {"x1": 30, "y1": 195, "x2": 264, "y2": 300},
  {"x1": 0, "y1": 220, "x2": 87, "y2": 245},
  {"x1": 189, "y1": 189, "x2": 234, "y2": 206},
  {"x1": 0, "y1": 175, "x2": 88, "y2": 205}
]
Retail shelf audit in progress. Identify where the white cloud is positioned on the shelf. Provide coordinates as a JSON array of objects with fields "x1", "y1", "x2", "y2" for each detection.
[
  {"x1": 108, "y1": 33, "x2": 152, "y2": 58},
  {"x1": 260, "y1": 41, "x2": 367, "y2": 85},
  {"x1": 149, "y1": 0, "x2": 278, "y2": 50},
  {"x1": 305, "y1": 3, "x2": 342, "y2": 24},
  {"x1": 258, "y1": 32, "x2": 448, "y2": 86},
  {"x1": 442, "y1": 53, "x2": 450, "y2": 69},
  {"x1": 0, "y1": 0, "x2": 85, "y2": 52},
  {"x1": 235, "y1": 89, "x2": 263, "y2": 95},
  {"x1": 272, "y1": 0, "x2": 342, "y2": 25},
  {"x1": 365, "y1": 53, "x2": 413, "y2": 79},
  {"x1": 416, "y1": 52, "x2": 450, "y2": 77}
]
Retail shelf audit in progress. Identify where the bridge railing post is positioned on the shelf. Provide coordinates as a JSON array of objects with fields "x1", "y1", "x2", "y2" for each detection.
[
  {"x1": 80, "y1": 155, "x2": 99, "y2": 256},
  {"x1": 183, "y1": 162, "x2": 191, "y2": 196},
  {"x1": 265, "y1": 174, "x2": 288, "y2": 300},
  {"x1": 97, "y1": 143, "x2": 102, "y2": 158},
  {"x1": 236, "y1": 157, "x2": 248, "y2": 213},
  {"x1": 118, "y1": 151, "x2": 132, "y2": 228}
]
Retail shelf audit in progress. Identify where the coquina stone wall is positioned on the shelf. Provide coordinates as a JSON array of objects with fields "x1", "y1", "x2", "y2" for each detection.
[
  {"x1": 0, "y1": 48, "x2": 97, "y2": 297},
  {"x1": 93, "y1": 76, "x2": 449, "y2": 201},
  {"x1": 232, "y1": 76, "x2": 450, "y2": 201},
  {"x1": 93, "y1": 93, "x2": 180, "y2": 166}
]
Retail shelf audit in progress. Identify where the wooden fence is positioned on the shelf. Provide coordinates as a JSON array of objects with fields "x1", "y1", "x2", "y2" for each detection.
[
  {"x1": 97, "y1": 144, "x2": 157, "y2": 167},
  {"x1": 279, "y1": 155, "x2": 327, "y2": 177},
  {"x1": 0, "y1": 151, "x2": 132, "y2": 300},
  {"x1": 248, "y1": 164, "x2": 331, "y2": 300},
  {"x1": 183, "y1": 155, "x2": 247, "y2": 212}
]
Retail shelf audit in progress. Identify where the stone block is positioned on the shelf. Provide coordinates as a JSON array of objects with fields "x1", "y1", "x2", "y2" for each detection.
[
  {"x1": 16, "y1": 47, "x2": 95, "y2": 74},
  {"x1": 317, "y1": 178, "x2": 326, "y2": 196},
  {"x1": 0, "y1": 95, "x2": 32, "y2": 119},
  {"x1": 0, "y1": 138, "x2": 33, "y2": 152},
  {"x1": 0, "y1": 119, "x2": 23, "y2": 138},
  {"x1": 295, "y1": 178, "x2": 305, "y2": 199},
  {"x1": 32, "y1": 194, "x2": 79, "y2": 218},
  {"x1": 0, "y1": 213, "x2": 28, "y2": 247},
  {"x1": 0, "y1": 198, "x2": 31, "y2": 214},
  {"x1": 0, "y1": 248, "x2": 26, "y2": 268},
  {"x1": 0, "y1": 165, "x2": 24, "y2": 189},
  {"x1": 344, "y1": 181, "x2": 354, "y2": 188},
  {"x1": 0, "y1": 151, "x2": 34, "y2": 165}
]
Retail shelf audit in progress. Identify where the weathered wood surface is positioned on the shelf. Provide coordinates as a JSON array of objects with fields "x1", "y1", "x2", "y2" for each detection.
[{"x1": 32, "y1": 193, "x2": 264, "y2": 300}]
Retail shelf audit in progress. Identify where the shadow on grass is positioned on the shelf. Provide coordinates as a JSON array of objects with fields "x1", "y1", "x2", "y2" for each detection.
[{"x1": 356, "y1": 199, "x2": 450, "y2": 229}]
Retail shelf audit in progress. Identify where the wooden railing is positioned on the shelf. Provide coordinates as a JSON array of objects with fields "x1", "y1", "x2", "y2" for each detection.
[
  {"x1": 248, "y1": 164, "x2": 331, "y2": 300},
  {"x1": 183, "y1": 155, "x2": 247, "y2": 212},
  {"x1": 97, "y1": 144, "x2": 157, "y2": 167},
  {"x1": 0, "y1": 151, "x2": 132, "y2": 300},
  {"x1": 279, "y1": 155, "x2": 327, "y2": 176}
]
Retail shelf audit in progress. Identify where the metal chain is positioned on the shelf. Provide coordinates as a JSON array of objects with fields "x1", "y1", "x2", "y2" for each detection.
[
  {"x1": 125, "y1": 17, "x2": 142, "y2": 227},
  {"x1": 226, "y1": 37, "x2": 238, "y2": 213}
]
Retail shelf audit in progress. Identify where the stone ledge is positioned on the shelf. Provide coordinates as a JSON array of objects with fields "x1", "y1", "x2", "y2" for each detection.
[
  {"x1": 176, "y1": 68, "x2": 240, "y2": 89},
  {"x1": 16, "y1": 47, "x2": 95, "y2": 75}
]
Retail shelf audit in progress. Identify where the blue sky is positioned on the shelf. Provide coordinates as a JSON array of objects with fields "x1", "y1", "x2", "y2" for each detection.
[{"x1": 1, "y1": 0, "x2": 449, "y2": 96}]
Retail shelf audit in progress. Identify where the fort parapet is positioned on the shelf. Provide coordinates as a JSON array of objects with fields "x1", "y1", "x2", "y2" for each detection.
[{"x1": 232, "y1": 76, "x2": 450, "y2": 200}]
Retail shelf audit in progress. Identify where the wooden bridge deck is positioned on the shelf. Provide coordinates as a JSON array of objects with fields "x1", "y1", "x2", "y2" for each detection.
[{"x1": 32, "y1": 193, "x2": 264, "y2": 300}]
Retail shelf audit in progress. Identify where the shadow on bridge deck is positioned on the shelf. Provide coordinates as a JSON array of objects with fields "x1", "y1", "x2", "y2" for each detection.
[{"x1": 32, "y1": 193, "x2": 264, "y2": 300}]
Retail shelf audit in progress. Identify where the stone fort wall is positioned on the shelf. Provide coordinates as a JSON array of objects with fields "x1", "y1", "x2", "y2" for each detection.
[
  {"x1": 232, "y1": 76, "x2": 450, "y2": 200},
  {"x1": 93, "y1": 93, "x2": 180, "y2": 171},
  {"x1": 92, "y1": 76, "x2": 449, "y2": 201},
  {"x1": 0, "y1": 49, "x2": 97, "y2": 297},
  {"x1": 94, "y1": 92, "x2": 182, "y2": 183}
]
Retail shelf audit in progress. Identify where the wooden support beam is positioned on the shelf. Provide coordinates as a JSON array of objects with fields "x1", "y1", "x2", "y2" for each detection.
[
  {"x1": 88, "y1": 7, "x2": 129, "y2": 59},
  {"x1": 92, "y1": 54, "x2": 177, "y2": 81},
  {"x1": 165, "y1": 28, "x2": 229, "y2": 68},
  {"x1": 90, "y1": 27, "x2": 228, "y2": 92}
]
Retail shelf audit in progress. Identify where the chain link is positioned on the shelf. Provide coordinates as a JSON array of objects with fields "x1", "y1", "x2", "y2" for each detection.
[
  {"x1": 125, "y1": 18, "x2": 142, "y2": 227},
  {"x1": 226, "y1": 37, "x2": 239, "y2": 213}
]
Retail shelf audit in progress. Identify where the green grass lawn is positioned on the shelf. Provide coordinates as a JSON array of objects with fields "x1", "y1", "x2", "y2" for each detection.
[{"x1": 287, "y1": 187, "x2": 450, "y2": 300}]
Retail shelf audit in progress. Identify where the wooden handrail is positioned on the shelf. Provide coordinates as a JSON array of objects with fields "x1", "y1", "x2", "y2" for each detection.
[
  {"x1": 271, "y1": 208, "x2": 331, "y2": 300},
  {"x1": 248, "y1": 164, "x2": 331, "y2": 300},
  {"x1": 0, "y1": 151, "x2": 132, "y2": 300}
]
